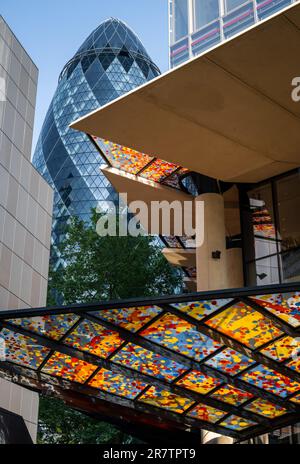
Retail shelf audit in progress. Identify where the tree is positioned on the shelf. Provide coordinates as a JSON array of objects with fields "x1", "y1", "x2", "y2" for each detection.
[
  {"x1": 39, "y1": 211, "x2": 183, "y2": 443},
  {"x1": 47, "y1": 211, "x2": 183, "y2": 305}
]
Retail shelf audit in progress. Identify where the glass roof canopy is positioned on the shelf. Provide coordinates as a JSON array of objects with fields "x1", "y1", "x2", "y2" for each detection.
[{"x1": 1, "y1": 283, "x2": 300, "y2": 442}]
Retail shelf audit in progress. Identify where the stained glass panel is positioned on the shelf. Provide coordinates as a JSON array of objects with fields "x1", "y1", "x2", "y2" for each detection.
[
  {"x1": 138, "y1": 386, "x2": 193, "y2": 413},
  {"x1": 95, "y1": 138, "x2": 153, "y2": 174},
  {"x1": 111, "y1": 343, "x2": 186, "y2": 381},
  {"x1": 220, "y1": 415, "x2": 257, "y2": 431},
  {"x1": 89, "y1": 368, "x2": 147, "y2": 399},
  {"x1": 171, "y1": 298, "x2": 232, "y2": 321},
  {"x1": 244, "y1": 399, "x2": 287, "y2": 418},
  {"x1": 240, "y1": 365, "x2": 300, "y2": 397},
  {"x1": 261, "y1": 336, "x2": 297, "y2": 361},
  {"x1": 42, "y1": 352, "x2": 97, "y2": 384},
  {"x1": 187, "y1": 404, "x2": 227, "y2": 423},
  {"x1": 141, "y1": 313, "x2": 222, "y2": 361},
  {"x1": 176, "y1": 370, "x2": 221, "y2": 395},
  {"x1": 93, "y1": 306, "x2": 162, "y2": 332},
  {"x1": 210, "y1": 385, "x2": 253, "y2": 405},
  {"x1": 0, "y1": 328, "x2": 50, "y2": 369},
  {"x1": 205, "y1": 302, "x2": 282, "y2": 349},
  {"x1": 205, "y1": 348, "x2": 255, "y2": 375},
  {"x1": 140, "y1": 159, "x2": 179, "y2": 182},
  {"x1": 64, "y1": 319, "x2": 123, "y2": 358},
  {"x1": 250, "y1": 292, "x2": 300, "y2": 328},
  {"x1": 9, "y1": 314, "x2": 80, "y2": 340}
]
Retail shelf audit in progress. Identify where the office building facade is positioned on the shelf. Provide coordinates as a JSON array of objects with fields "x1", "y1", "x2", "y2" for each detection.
[
  {"x1": 168, "y1": 0, "x2": 298, "y2": 67},
  {"x1": 0, "y1": 16, "x2": 53, "y2": 442},
  {"x1": 32, "y1": 18, "x2": 160, "y2": 270}
]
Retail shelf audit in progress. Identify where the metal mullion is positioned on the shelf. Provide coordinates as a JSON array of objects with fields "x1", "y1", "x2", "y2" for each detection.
[
  {"x1": 163, "y1": 297, "x2": 241, "y2": 326},
  {"x1": 136, "y1": 157, "x2": 157, "y2": 176},
  {"x1": 160, "y1": 166, "x2": 182, "y2": 184},
  {"x1": 271, "y1": 179, "x2": 283, "y2": 283},
  {"x1": 83, "y1": 340, "x2": 130, "y2": 386},
  {"x1": 37, "y1": 350, "x2": 55, "y2": 373},
  {"x1": 253, "y1": 333, "x2": 287, "y2": 353},
  {"x1": 181, "y1": 401, "x2": 198, "y2": 417},
  {"x1": 134, "y1": 385, "x2": 151, "y2": 402},
  {"x1": 58, "y1": 317, "x2": 85, "y2": 342},
  {"x1": 161, "y1": 304, "x2": 300, "y2": 384},
  {"x1": 242, "y1": 296, "x2": 298, "y2": 338}
]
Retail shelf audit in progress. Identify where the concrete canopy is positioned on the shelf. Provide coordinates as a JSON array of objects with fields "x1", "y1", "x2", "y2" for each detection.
[{"x1": 71, "y1": 3, "x2": 300, "y2": 183}]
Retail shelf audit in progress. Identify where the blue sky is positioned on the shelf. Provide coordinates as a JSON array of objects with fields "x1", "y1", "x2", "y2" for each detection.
[{"x1": 1, "y1": 0, "x2": 169, "y2": 150}]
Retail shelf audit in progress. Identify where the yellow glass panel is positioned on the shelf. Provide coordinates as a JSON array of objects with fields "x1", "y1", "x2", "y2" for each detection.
[
  {"x1": 245, "y1": 399, "x2": 287, "y2": 418},
  {"x1": 176, "y1": 370, "x2": 221, "y2": 395},
  {"x1": 261, "y1": 336, "x2": 297, "y2": 361},
  {"x1": 138, "y1": 386, "x2": 193, "y2": 413},
  {"x1": 220, "y1": 415, "x2": 256, "y2": 431},
  {"x1": 205, "y1": 302, "x2": 282, "y2": 349},
  {"x1": 211, "y1": 385, "x2": 253, "y2": 405},
  {"x1": 89, "y1": 368, "x2": 146, "y2": 399}
]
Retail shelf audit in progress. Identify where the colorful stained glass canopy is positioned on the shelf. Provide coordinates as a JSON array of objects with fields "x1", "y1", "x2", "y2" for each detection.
[
  {"x1": 92, "y1": 137, "x2": 189, "y2": 190},
  {"x1": 1, "y1": 284, "x2": 300, "y2": 441}
]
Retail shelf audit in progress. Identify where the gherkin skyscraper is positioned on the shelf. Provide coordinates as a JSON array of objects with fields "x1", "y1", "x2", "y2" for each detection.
[{"x1": 32, "y1": 18, "x2": 160, "y2": 270}]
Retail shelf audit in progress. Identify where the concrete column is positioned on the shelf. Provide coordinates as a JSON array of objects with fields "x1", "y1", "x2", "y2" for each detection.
[
  {"x1": 202, "y1": 430, "x2": 233, "y2": 445},
  {"x1": 195, "y1": 193, "x2": 227, "y2": 291}
]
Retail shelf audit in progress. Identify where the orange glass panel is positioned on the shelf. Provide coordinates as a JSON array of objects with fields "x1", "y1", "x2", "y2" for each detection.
[
  {"x1": 42, "y1": 352, "x2": 97, "y2": 384},
  {"x1": 205, "y1": 302, "x2": 282, "y2": 349},
  {"x1": 89, "y1": 368, "x2": 146, "y2": 399}
]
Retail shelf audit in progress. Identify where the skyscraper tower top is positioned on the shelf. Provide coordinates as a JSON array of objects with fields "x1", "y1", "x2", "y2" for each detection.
[{"x1": 32, "y1": 18, "x2": 160, "y2": 271}]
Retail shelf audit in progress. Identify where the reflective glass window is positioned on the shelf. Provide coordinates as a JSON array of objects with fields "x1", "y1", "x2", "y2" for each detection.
[
  {"x1": 194, "y1": 0, "x2": 220, "y2": 30},
  {"x1": 174, "y1": 0, "x2": 189, "y2": 41}
]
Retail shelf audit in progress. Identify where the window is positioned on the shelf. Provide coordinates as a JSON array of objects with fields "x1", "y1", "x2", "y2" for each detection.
[
  {"x1": 174, "y1": 0, "x2": 189, "y2": 42},
  {"x1": 225, "y1": 0, "x2": 247, "y2": 13},
  {"x1": 245, "y1": 170, "x2": 300, "y2": 286},
  {"x1": 194, "y1": 0, "x2": 220, "y2": 31}
]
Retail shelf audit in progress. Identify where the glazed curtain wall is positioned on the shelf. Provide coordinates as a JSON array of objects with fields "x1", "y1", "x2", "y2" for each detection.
[{"x1": 243, "y1": 169, "x2": 300, "y2": 287}]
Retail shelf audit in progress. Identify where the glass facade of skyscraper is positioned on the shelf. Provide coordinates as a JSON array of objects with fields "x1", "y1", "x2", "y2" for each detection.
[
  {"x1": 169, "y1": 0, "x2": 297, "y2": 67},
  {"x1": 32, "y1": 18, "x2": 160, "y2": 269}
]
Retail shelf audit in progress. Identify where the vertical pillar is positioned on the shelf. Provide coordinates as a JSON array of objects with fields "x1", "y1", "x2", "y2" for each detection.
[
  {"x1": 195, "y1": 193, "x2": 227, "y2": 291},
  {"x1": 202, "y1": 430, "x2": 233, "y2": 445}
]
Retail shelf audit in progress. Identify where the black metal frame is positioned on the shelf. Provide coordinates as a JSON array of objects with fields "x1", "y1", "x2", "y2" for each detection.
[{"x1": 0, "y1": 282, "x2": 300, "y2": 442}]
